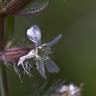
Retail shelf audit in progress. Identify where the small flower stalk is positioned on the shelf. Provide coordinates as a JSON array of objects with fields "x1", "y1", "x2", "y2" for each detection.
[{"x1": 17, "y1": 25, "x2": 62, "y2": 78}]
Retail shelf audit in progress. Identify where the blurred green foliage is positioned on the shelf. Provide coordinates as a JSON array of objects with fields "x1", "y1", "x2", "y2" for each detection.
[{"x1": 5, "y1": 0, "x2": 96, "y2": 96}]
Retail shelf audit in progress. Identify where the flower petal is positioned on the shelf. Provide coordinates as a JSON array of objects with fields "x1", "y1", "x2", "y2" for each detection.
[
  {"x1": 36, "y1": 57, "x2": 46, "y2": 78},
  {"x1": 47, "y1": 34, "x2": 62, "y2": 47},
  {"x1": 27, "y1": 25, "x2": 41, "y2": 46},
  {"x1": 45, "y1": 57, "x2": 59, "y2": 73}
]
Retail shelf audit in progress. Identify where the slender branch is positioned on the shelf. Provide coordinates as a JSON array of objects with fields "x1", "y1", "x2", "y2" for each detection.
[
  {"x1": 0, "y1": 12, "x2": 9, "y2": 96},
  {"x1": 0, "y1": 15, "x2": 5, "y2": 49},
  {"x1": 0, "y1": 64, "x2": 9, "y2": 96}
]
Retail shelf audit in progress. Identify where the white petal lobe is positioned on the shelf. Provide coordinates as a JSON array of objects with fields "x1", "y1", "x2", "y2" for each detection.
[{"x1": 27, "y1": 25, "x2": 41, "y2": 45}]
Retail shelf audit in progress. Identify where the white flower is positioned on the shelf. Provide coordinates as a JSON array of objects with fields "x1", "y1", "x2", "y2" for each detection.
[{"x1": 18, "y1": 25, "x2": 62, "y2": 78}]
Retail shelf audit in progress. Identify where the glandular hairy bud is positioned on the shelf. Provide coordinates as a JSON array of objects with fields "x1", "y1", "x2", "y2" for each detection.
[
  {"x1": 0, "y1": 47, "x2": 33, "y2": 63},
  {"x1": 45, "y1": 83, "x2": 83, "y2": 96},
  {"x1": 4, "y1": 0, "x2": 34, "y2": 15}
]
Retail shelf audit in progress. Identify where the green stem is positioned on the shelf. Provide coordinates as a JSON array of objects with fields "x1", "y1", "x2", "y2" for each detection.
[
  {"x1": 0, "y1": 65, "x2": 9, "y2": 96},
  {"x1": 0, "y1": 14, "x2": 9, "y2": 96}
]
